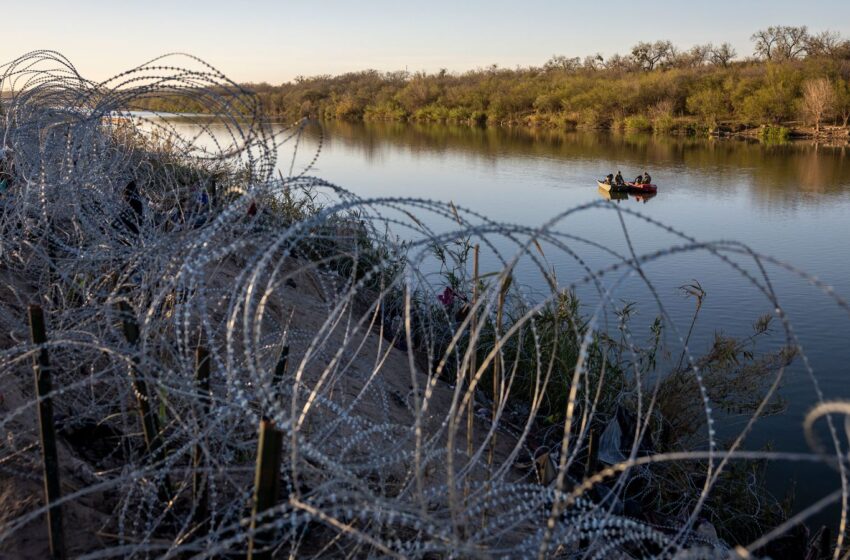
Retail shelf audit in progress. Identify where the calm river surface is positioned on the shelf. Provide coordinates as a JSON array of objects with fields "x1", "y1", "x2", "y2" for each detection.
[
  {"x1": 188, "y1": 119, "x2": 850, "y2": 526},
  {"x1": 303, "y1": 121, "x2": 850, "y2": 526}
]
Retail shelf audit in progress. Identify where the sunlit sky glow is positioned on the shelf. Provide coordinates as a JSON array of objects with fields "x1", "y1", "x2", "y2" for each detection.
[{"x1": 4, "y1": 0, "x2": 850, "y2": 84}]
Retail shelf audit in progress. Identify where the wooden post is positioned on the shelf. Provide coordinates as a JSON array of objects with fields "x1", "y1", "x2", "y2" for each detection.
[
  {"x1": 28, "y1": 305, "x2": 65, "y2": 560},
  {"x1": 247, "y1": 419, "x2": 283, "y2": 560},
  {"x1": 192, "y1": 346, "x2": 211, "y2": 533},
  {"x1": 117, "y1": 300, "x2": 172, "y2": 499}
]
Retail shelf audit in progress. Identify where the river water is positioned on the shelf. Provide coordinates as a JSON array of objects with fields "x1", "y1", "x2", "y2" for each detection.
[{"x1": 186, "y1": 118, "x2": 850, "y2": 528}]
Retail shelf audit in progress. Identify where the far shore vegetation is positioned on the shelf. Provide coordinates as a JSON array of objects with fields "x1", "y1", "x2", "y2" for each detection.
[{"x1": 136, "y1": 26, "x2": 850, "y2": 139}]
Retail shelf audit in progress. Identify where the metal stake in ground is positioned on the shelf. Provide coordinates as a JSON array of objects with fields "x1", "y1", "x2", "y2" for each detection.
[
  {"x1": 117, "y1": 300, "x2": 173, "y2": 500},
  {"x1": 28, "y1": 305, "x2": 65, "y2": 560},
  {"x1": 272, "y1": 345, "x2": 289, "y2": 400},
  {"x1": 248, "y1": 419, "x2": 283, "y2": 560},
  {"x1": 585, "y1": 429, "x2": 599, "y2": 478},
  {"x1": 192, "y1": 346, "x2": 211, "y2": 534},
  {"x1": 465, "y1": 244, "x2": 479, "y2": 504}
]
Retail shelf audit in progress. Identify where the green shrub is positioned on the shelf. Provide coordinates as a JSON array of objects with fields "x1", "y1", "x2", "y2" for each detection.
[
  {"x1": 624, "y1": 114, "x2": 653, "y2": 132},
  {"x1": 447, "y1": 106, "x2": 472, "y2": 121},
  {"x1": 579, "y1": 108, "x2": 608, "y2": 129},
  {"x1": 686, "y1": 88, "x2": 727, "y2": 126},
  {"x1": 364, "y1": 101, "x2": 408, "y2": 121},
  {"x1": 533, "y1": 93, "x2": 562, "y2": 113},
  {"x1": 413, "y1": 104, "x2": 451, "y2": 121},
  {"x1": 652, "y1": 114, "x2": 677, "y2": 133},
  {"x1": 548, "y1": 112, "x2": 579, "y2": 130},
  {"x1": 334, "y1": 95, "x2": 364, "y2": 120},
  {"x1": 758, "y1": 125, "x2": 791, "y2": 143}
]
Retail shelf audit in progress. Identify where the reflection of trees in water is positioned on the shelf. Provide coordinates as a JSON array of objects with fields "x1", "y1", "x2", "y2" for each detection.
[
  {"x1": 796, "y1": 144, "x2": 848, "y2": 193},
  {"x1": 301, "y1": 121, "x2": 850, "y2": 200}
]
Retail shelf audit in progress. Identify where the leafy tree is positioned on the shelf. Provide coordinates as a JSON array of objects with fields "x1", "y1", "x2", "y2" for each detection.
[
  {"x1": 710, "y1": 43, "x2": 737, "y2": 68},
  {"x1": 751, "y1": 26, "x2": 809, "y2": 61},
  {"x1": 832, "y1": 78, "x2": 850, "y2": 126},
  {"x1": 675, "y1": 44, "x2": 713, "y2": 68},
  {"x1": 605, "y1": 53, "x2": 635, "y2": 72},
  {"x1": 751, "y1": 27, "x2": 781, "y2": 61},
  {"x1": 631, "y1": 40, "x2": 677, "y2": 71},
  {"x1": 776, "y1": 26, "x2": 811, "y2": 59},
  {"x1": 544, "y1": 55, "x2": 581, "y2": 72},
  {"x1": 804, "y1": 30, "x2": 850, "y2": 58},
  {"x1": 395, "y1": 73, "x2": 440, "y2": 112},
  {"x1": 583, "y1": 54, "x2": 604, "y2": 70},
  {"x1": 741, "y1": 65, "x2": 800, "y2": 123}
]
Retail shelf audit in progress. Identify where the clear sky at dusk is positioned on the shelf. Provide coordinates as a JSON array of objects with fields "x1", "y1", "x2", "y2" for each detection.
[{"x1": 4, "y1": 0, "x2": 850, "y2": 83}]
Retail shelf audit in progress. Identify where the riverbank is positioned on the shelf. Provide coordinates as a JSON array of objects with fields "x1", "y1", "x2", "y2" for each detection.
[
  {"x1": 728, "y1": 123, "x2": 850, "y2": 143},
  {"x1": 0, "y1": 106, "x2": 812, "y2": 558},
  {"x1": 212, "y1": 52, "x2": 850, "y2": 144},
  {"x1": 332, "y1": 114, "x2": 850, "y2": 144},
  {"x1": 0, "y1": 124, "x2": 803, "y2": 556},
  {"x1": 2, "y1": 51, "x2": 847, "y2": 559}
]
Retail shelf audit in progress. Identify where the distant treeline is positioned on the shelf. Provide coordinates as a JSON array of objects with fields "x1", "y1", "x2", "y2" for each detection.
[{"x1": 138, "y1": 26, "x2": 850, "y2": 133}]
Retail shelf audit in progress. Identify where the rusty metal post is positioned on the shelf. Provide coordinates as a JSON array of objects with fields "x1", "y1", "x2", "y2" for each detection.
[{"x1": 247, "y1": 419, "x2": 283, "y2": 560}]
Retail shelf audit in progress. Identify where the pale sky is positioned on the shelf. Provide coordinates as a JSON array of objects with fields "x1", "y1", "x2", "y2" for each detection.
[{"x1": 3, "y1": 0, "x2": 850, "y2": 84}]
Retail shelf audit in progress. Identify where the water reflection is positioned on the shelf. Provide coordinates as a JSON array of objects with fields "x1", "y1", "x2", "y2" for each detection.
[
  {"x1": 304, "y1": 120, "x2": 850, "y2": 206},
  {"x1": 284, "y1": 119, "x2": 850, "y2": 530},
  {"x1": 632, "y1": 192, "x2": 657, "y2": 204},
  {"x1": 596, "y1": 186, "x2": 658, "y2": 204}
]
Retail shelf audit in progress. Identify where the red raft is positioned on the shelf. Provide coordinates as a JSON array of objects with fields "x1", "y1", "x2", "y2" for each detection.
[{"x1": 625, "y1": 182, "x2": 658, "y2": 193}]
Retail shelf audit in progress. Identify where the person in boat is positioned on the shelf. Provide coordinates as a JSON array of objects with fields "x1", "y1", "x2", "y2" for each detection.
[
  {"x1": 634, "y1": 173, "x2": 644, "y2": 184},
  {"x1": 614, "y1": 171, "x2": 624, "y2": 186},
  {"x1": 642, "y1": 171, "x2": 652, "y2": 185},
  {"x1": 604, "y1": 173, "x2": 614, "y2": 185}
]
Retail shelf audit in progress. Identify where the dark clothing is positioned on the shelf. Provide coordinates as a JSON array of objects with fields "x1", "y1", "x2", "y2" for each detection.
[
  {"x1": 614, "y1": 172, "x2": 624, "y2": 185},
  {"x1": 643, "y1": 173, "x2": 652, "y2": 184}
]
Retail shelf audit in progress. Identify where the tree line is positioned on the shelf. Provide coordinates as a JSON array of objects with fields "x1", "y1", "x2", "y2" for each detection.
[{"x1": 137, "y1": 26, "x2": 850, "y2": 134}]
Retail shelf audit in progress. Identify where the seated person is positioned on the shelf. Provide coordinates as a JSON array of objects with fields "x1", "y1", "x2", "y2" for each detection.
[
  {"x1": 642, "y1": 171, "x2": 652, "y2": 184},
  {"x1": 634, "y1": 173, "x2": 644, "y2": 184}
]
